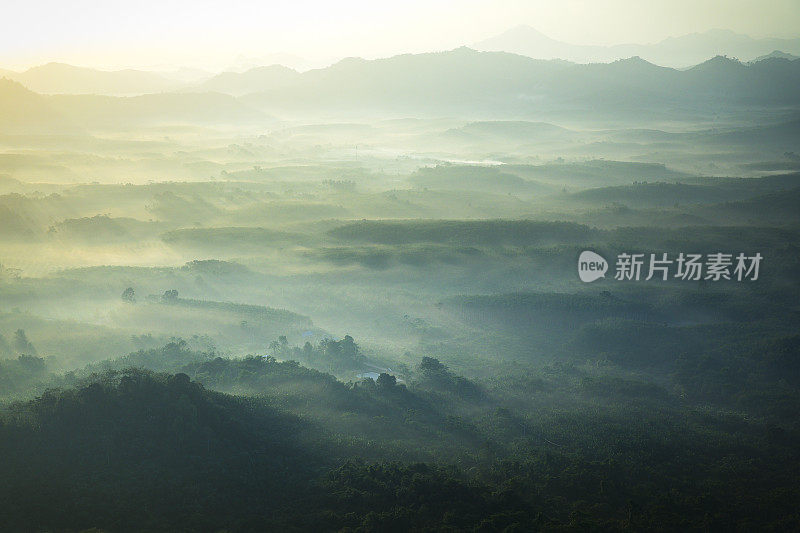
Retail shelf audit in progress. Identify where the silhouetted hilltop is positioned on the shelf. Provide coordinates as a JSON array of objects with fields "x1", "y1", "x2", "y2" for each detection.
[
  {"x1": 7, "y1": 62, "x2": 180, "y2": 95},
  {"x1": 241, "y1": 48, "x2": 800, "y2": 115},
  {"x1": 4, "y1": 48, "x2": 799, "y2": 126},
  {"x1": 0, "y1": 369, "x2": 320, "y2": 531},
  {"x1": 198, "y1": 64, "x2": 300, "y2": 95},
  {"x1": 753, "y1": 50, "x2": 800, "y2": 61}
]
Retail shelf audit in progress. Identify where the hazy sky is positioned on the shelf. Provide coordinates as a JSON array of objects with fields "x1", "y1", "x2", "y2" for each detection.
[{"x1": 1, "y1": 0, "x2": 798, "y2": 70}]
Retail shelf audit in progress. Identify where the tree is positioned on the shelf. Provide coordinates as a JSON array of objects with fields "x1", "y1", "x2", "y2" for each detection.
[
  {"x1": 340, "y1": 335, "x2": 358, "y2": 359},
  {"x1": 162, "y1": 289, "x2": 179, "y2": 302},
  {"x1": 13, "y1": 329, "x2": 36, "y2": 355},
  {"x1": 376, "y1": 373, "x2": 396, "y2": 389},
  {"x1": 121, "y1": 287, "x2": 136, "y2": 302},
  {"x1": 418, "y1": 356, "x2": 446, "y2": 374},
  {"x1": 269, "y1": 336, "x2": 290, "y2": 357}
]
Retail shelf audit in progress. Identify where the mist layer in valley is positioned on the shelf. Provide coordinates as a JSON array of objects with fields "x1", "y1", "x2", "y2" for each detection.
[{"x1": 1, "y1": 46, "x2": 800, "y2": 530}]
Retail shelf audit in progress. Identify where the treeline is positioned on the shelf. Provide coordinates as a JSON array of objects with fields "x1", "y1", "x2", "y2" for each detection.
[
  {"x1": 1, "y1": 361, "x2": 799, "y2": 531},
  {"x1": 0, "y1": 369, "x2": 320, "y2": 531},
  {"x1": 329, "y1": 219, "x2": 601, "y2": 246}
]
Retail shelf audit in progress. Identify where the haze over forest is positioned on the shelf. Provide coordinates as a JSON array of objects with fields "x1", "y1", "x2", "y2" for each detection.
[{"x1": 1, "y1": 5, "x2": 800, "y2": 530}]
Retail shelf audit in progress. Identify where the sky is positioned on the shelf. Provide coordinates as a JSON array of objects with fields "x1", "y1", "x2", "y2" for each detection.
[{"x1": 1, "y1": 0, "x2": 799, "y2": 71}]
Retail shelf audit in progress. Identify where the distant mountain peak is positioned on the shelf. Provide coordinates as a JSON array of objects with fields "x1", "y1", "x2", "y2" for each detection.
[
  {"x1": 753, "y1": 50, "x2": 800, "y2": 62},
  {"x1": 27, "y1": 62, "x2": 79, "y2": 72}
]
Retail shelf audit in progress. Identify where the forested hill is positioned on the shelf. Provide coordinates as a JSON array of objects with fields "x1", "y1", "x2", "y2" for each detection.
[{"x1": 2, "y1": 343, "x2": 800, "y2": 531}]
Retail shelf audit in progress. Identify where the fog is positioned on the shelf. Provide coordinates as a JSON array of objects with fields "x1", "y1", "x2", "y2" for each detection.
[{"x1": 1, "y1": 42, "x2": 799, "y2": 530}]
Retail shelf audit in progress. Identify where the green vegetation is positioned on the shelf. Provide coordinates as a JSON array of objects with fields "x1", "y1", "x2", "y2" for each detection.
[{"x1": 1, "y1": 45, "x2": 800, "y2": 531}]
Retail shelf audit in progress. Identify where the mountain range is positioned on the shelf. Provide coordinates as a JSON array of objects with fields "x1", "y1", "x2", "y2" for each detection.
[
  {"x1": 2, "y1": 27, "x2": 799, "y2": 97},
  {"x1": 0, "y1": 78, "x2": 266, "y2": 132},
  {"x1": 2, "y1": 48, "x2": 799, "y2": 132},
  {"x1": 0, "y1": 62, "x2": 184, "y2": 95},
  {"x1": 754, "y1": 50, "x2": 800, "y2": 61},
  {"x1": 238, "y1": 48, "x2": 800, "y2": 116},
  {"x1": 475, "y1": 26, "x2": 800, "y2": 67}
]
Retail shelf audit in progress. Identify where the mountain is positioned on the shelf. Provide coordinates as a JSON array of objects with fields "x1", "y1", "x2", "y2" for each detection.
[
  {"x1": 474, "y1": 26, "x2": 596, "y2": 61},
  {"x1": 753, "y1": 50, "x2": 800, "y2": 62},
  {"x1": 0, "y1": 78, "x2": 81, "y2": 134},
  {"x1": 538, "y1": 56, "x2": 679, "y2": 106},
  {"x1": 6, "y1": 48, "x2": 800, "y2": 127},
  {"x1": 242, "y1": 47, "x2": 572, "y2": 114},
  {"x1": 197, "y1": 65, "x2": 299, "y2": 96},
  {"x1": 684, "y1": 55, "x2": 800, "y2": 104},
  {"x1": 240, "y1": 48, "x2": 800, "y2": 117},
  {"x1": 0, "y1": 369, "x2": 321, "y2": 530},
  {"x1": 0, "y1": 74, "x2": 268, "y2": 131},
  {"x1": 651, "y1": 29, "x2": 800, "y2": 66},
  {"x1": 5, "y1": 62, "x2": 183, "y2": 95},
  {"x1": 475, "y1": 26, "x2": 800, "y2": 67}
]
